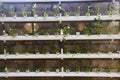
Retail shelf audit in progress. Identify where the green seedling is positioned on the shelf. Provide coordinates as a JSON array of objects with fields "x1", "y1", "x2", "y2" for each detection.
[
  {"x1": 54, "y1": 45, "x2": 60, "y2": 54},
  {"x1": 86, "y1": 66, "x2": 91, "y2": 73},
  {"x1": 65, "y1": 66, "x2": 70, "y2": 73},
  {"x1": 9, "y1": 28, "x2": 18, "y2": 37},
  {"x1": 65, "y1": 45, "x2": 71, "y2": 54},
  {"x1": 24, "y1": 47, "x2": 30, "y2": 55},
  {"x1": 9, "y1": 5, "x2": 17, "y2": 17},
  {"x1": 43, "y1": 9, "x2": 48, "y2": 19},
  {"x1": 63, "y1": 24, "x2": 72, "y2": 35},
  {"x1": 75, "y1": 64, "x2": 80, "y2": 72},
  {"x1": 26, "y1": 66, "x2": 30, "y2": 73},
  {"x1": 96, "y1": 67, "x2": 101, "y2": 73},
  {"x1": 35, "y1": 48, "x2": 39, "y2": 55},
  {"x1": 32, "y1": 3, "x2": 38, "y2": 17},
  {"x1": 22, "y1": 9, "x2": 27, "y2": 17},
  {"x1": 106, "y1": 67, "x2": 111, "y2": 73},
  {"x1": 5, "y1": 66, "x2": 9, "y2": 74},
  {"x1": 86, "y1": 6, "x2": 91, "y2": 16},
  {"x1": 35, "y1": 68, "x2": 40, "y2": 73},
  {"x1": 107, "y1": 26, "x2": 112, "y2": 35},
  {"x1": 24, "y1": 29, "x2": 30, "y2": 36},
  {"x1": 75, "y1": 45, "x2": 82, "y2": 54},
  {"x1": 75, "y1": 6, "x2": 80, "y2": 16},
  {"x1": 108, "y1": 6, "x2": 114, "y2": 15},
  {"x1": 64, "y1": 11, "x2": 69, "y2": 17},
  {"x1": 44, "y1": 47, "x2": 50, "y2": 54},
  {"x1": 53, "y1": 5, "x2": 59, "y2": 17},
  {"x1": 14, "y1": 46, "x2": 19, "y2": 55},
  {"x1": 97, "y1": 6, "x2": 101, "y2": 16},
  {"x1": 117, "y1": 63, "x2": 120, "y2": 73},
  {"x1": 46, "y1": 67, "x2": 51, "y2": 73},
  {"x1": 4, "y1": 46, "x2": 9, "y2": 56}
]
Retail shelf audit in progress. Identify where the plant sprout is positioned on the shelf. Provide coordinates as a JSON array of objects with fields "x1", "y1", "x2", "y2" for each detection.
[
  {"x1": 86, "y1": 6, "x2": 91, "y2": 16},
  {"x1": 97, "y1": 6, "x2": 101, "y2": 16},
  {"x1": 24, "y1": 47, "x2": 30, "y2": 55},
  {"x1": 75, "y1": 6, "x2": 80, "y2": 16},
  {"x1": 26, "y1": 66, "x2": 30, "y2": 73},
  {"x1": 106, "y1": 67, "x2": 111, "y2": 73},
  {"x1": 107, "y1": 26, "x2": 112, "y2": 35},
  {"x1": 83, "y1": 25, "x2": 91, "y2": 35},
  {"x1": 65, "y1": 66, "x2": 70, "y2": 73},
  {"x1": 108, "y1": 6, "x2": 114, "y2": 15},
  {"x1": 8, "y1": 28, "x2": 18, "y2": 37},
  {"x1": 5, "y1": 66, "x2": 9, "y2": 74},
  {"x1": 4, "y1": 46, "x2": 9, "y2": 56},
  {"x1": 65, "y1": 45, "x2": 71, "y2": 54},
  {"x1": 43, "y1": 9, "x2": 48, "y2": 19},
  {"x1": 75, "y1": 64, "x2": 80, "y2": 72},
  {"x1": 75, "y1": 45, "x2": 82, "y2": 54},
  {"x1": 86, "y1": 66, "x2": 91, "y2": 72},
  {"x1": 96, "y1": 67, "x2": 101, "y2": 73},
  {"x1": 44, "y1": 46, "x2": 50, "y2": 54},
  {"x1": 32, "y1": 3, "x2": 38, "y2": 17},
  {"x1": 22, "y1": 9, "x2": 27, "y2": 17},
  {"x1": 44, "y1": 30, "x2": 49, "y2": 36},
  {"x1": 53, "y1": 5, "x2": 59, "y2": 17},
  {"x1": 63, "y1": 24, "x2": 72, "y2": 35},
  {"x1": 46, "y1": 67, "x2": 51, "y2": 72},
  {"x1": 24, "y1": 29, "x2": 30, "y2": 36},
  {"x1": 35, "y1": 48, "x2": 39, "y2": 55},
  {"x1": 14, "y1": 46, "x2": 19, "y2": 55},
  {"x1": 55, "y1": 29, "x2": 60, "y2": 35},
  {"x1": 0, "y1": 7, "x2": 7, "y2": 17},
  {"x1": 35, "y1": 68, "x2": 40, "y2": 73},
  {"x1": 9, "y1": 5, "x2": 17, "y2": 17},
  {"x1": 64, "y1": 11, "x2": 69, "y2": 16},
  {"x1": 54, "y1": 45, "x2": 60, "y2": 54}
]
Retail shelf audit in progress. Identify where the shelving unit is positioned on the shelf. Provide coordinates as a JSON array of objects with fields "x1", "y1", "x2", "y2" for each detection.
[
  {"x1": 0, "y1": 15, "x2": 120, "y2": 22},
  {"x1": 0, "y1": 72, "x2": 120, "y2": 77},
  {"x1": 0, "y1": 0, "x2": 120, "y2": 79},
  {"x1": 0, "y1": 53, "x2": 120, "y2": 59}
]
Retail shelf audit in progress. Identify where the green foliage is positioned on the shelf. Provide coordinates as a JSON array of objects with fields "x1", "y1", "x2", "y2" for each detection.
[
  {"x1": 96, "y1": 67, "x2": 101, "y2": 72},
  {"x1": 46, "y1": 67, "x2": 51, "y2": 72},
  {"x1": 65, "y1": 45, "x2": 71, "y2": 54},
  {"x1": 117, "y1": 63, "x2": 120, "y2": 73},
  {"x1": 108, "y1": 6, "x2": 114, "y2": 15},
  {"x1": 32, "y1": 3, "x2": 37, "y2": 16},
  {"x1": 36, "y1": 68, "x2": 40, "y2": 73},
  {"x1": 54, "y1": 45, "x2": 59, "y2": 54},
  {"x1": 43, "y1": 9, "x2": 48, "y2": 18},
  {"x1": 75, "y1": 64, "x2": 80, "y2": 72},
  {"x1": 8, "y1": 28, "x2": 18, "y2": 37},
  {"x1": 86, "y1": 6, "x2": 91, "y2": 16},
  {"x1": 83, "y1": 25, "x2": 91, "y2": 35},
  {"x1": 75, "y1": 45, "x2": 82, "y2": 54},
  {"x1": 86, "y1": 66, "x2": 91, "y2": 72},
  {"x1": 35, "y1": 48, "x2": 39, "y2": 54},
  {"x1": 94, "y1": 16, "x2": 102, "y2": 34},
  {"x1": 14, "y1": 46, "x2": 19, "y2": 53},
  {"x1": 107, "y1": 26, "x2": 112, "y2": 35},
  {"x1": 53, "y1": 6, "x2": 59, "y2": 17},
  {"x1": 75, "y1": 6, "x2": 80, "y2": 16},
  {"x1": 24, "y1": 46, "x2": 29, "y2": 54},
  {"x1": 22, "y1": 9, "x2": 27, "y2": 17},
  {"x1": 0, "y1": 7, "x2": 7, "y2": 17},
  {"x1": 4, "y1": 46, "x2": 9, "y2": 54},
  {"x1": 24, "y1": 29, "x2": 30, "y2": 35},
  {"x1": 64, "y1": 11, "x2": 69, "y2": 16},
  {"x1": 97, "y1": 6, "x2": 101, "y2": 16},
  {"x1": 44, "y1": 46, "x2": 50, "y2": 53},
  {"x1": 9, "y1": 5, "x2": 16, "y2": 17},
  {"x1": 5, "y1": 66, "x2": 9, "y2": 73},
  {"x1": 63, "y1": 24, "x2": 72, "y2": 35},
  {"x1": 106, "y1": 67, "x2": 111, "y2": 73}
]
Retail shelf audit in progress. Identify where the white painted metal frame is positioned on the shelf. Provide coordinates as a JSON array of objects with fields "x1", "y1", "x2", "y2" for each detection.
[
  {"x1": 0, "y1": 53, "x2": 120, "y2": 59},
  {"x1": 0, "y1": 72, "x2": 120, "y2": 77},
  {"x1": 0, "y1": 34, "x2": 119, "y2": 41},
  {"x1": 0, "y1": 0, "x2": 106, "y2": 2},
  {"x1": 0, "y1": 15, "x2": 120, "y2": 22}
]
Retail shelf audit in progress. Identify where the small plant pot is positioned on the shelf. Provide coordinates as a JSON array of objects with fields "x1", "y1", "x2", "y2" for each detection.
[
  {"x1": 36, "y1": 69, "x2": 40, "y2": 73},
  {"x1": 76, "y1": 70, "x2": 80, "y2": 74},
  {"x1": 66, "y1": 69, "x2": 70, "y2": 73},
  {"x1": 16, "y1": 69, "x2": 20, "y2": 73},
  {"x1": 45, "y1": 52, "x2": 50, "y2": 55},
  {"x1": 34, "y1": 14, "x2": 38, "y2": 18},
  {"x1": 56, "y1": 69, "x2": 60, "y2": 73},
  {"x1": 76, "y1": 32, "x2": 80, "y2": 36}
]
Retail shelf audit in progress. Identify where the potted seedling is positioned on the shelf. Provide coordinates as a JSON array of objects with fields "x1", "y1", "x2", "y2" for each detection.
[
  {"x1": 56, "y1": 66, "x2": 60, "y2": 73},
  {"x1": 108, "y1": 6, "x2": 114, "y2": 16},
  {"x1": 35, "y1": 68, "x2": 40, "y2": 73},
  {"x1": 75, "y1": 45, "x2": 82, "y2": 54},
  {"x1": 54, "y1": 45, "x2": 60, "y2": 55},
  {"x1": 75, "y1": 6, "x2": 80, "y2": 16},
  {"x1": 86, "y1": 6, "x2": 91, "y2": 16},
  {"x1": 83, "y1": 25, "x2": 91, "y2": 35},
  {"x1": 9, "y1": 28, "x2": 18, "y2": 37},
  {"x1": 16, "y1": 67, "x2": 20, "y2": 73},
  {"x1": 108, "y1": 48, "x2": 113, "y2": 55},
  {"x1": 86, "y1": 66, "x2": 91, "y2": 73},
  {"x1": 22, "y1": 9, "x2": 27, "y2": 18},
  {"x1": 46, "y1": 67, "x2": 51, "y2": 73},
  {"x1": 117, "y1": 63, "x2": 120, "y2": 73},
  {"x1": 106, "y1": 67, "x2": 111, "y2": 74},
  {"x1": 97, "y1": 6, "x2": 101, "y2": 16},
  {"x1": 14, "y1": 46, "x2": 19, "y2": 55},
  {"x1": 24, "y1": 29, "x2": 30, "y2": 37},
  {"x1": 65, "y1": 45, "x2": 71, "y2": 54},
  {"x1": 32, "y1": 3, "x2": 38, "y2": 18},
  {"x1": 107, "y1": 26, "x2": 112, "y2": 35},
  {"x1": 44, "y1": 47, "x2": 50, "y2": 55},
  {"x1": 63, "y1": 24, "x2": 72, "y2": 35},
  {"x1": 53, "y1": 5, "x2": 59, "y2": 18},
  {"x1": 75, "y1": 64, "x2": 80, "y2": 73},
  {"x1": 43, "y1": 9, "x2": 48, "y2": 19},
  {"x1": 4, "y1": 46, "x2": 9, "y2": 56},
  {"x1": 35, "y1": 48, "x2": 39, "y2": 55},
  {"x1": 5, "y1": 66, "x2": 9, "y2": 74},
  {"x1": 24, "y1": 47, "x2": 30, "y2": 55},
  {"x1": 65, "y1": 66, "x2": 70, "y2": 73},
  {"x1": 64, "y1": 11, "x2": 69, "y2": 17},
  {"x1": 96, "y1": 67, "x2": 101, "y2": 73},
  {"x1": 9, "y1": 5, "x2": 17, "y2": 18},
  {"x1": 44, "y1": 30, "x2": 49, "y2": 36},
  {"x1": 55, "y1": 29, "x2": 60, "y2": 36},
  {"x1": 97, "y1": 48, "x2": 102, "y2": 55},
  {"x1": 0, "y1": 7, "x2": 7, "y2": 17},
  {"x1": 26, "y1": 66, "x2": 30, "y2": 73}
]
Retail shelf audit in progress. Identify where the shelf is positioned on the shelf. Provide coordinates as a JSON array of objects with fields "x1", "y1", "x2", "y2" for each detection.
[
  {"x1": 0, "y1": 34, "x2": 119, "y2": 41},
  {"x1": 0, "y1": 15, "x2": 120, "y2": 22},
  {"x1": 0, "y1": 53, "x2": 120, "y2": 59},
  {"x1": 0, "y1": 0, "x2": 107, "y2": 2},
  {"x1": 0, "y1": 72, "x2": 120, "y2": 77}
]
